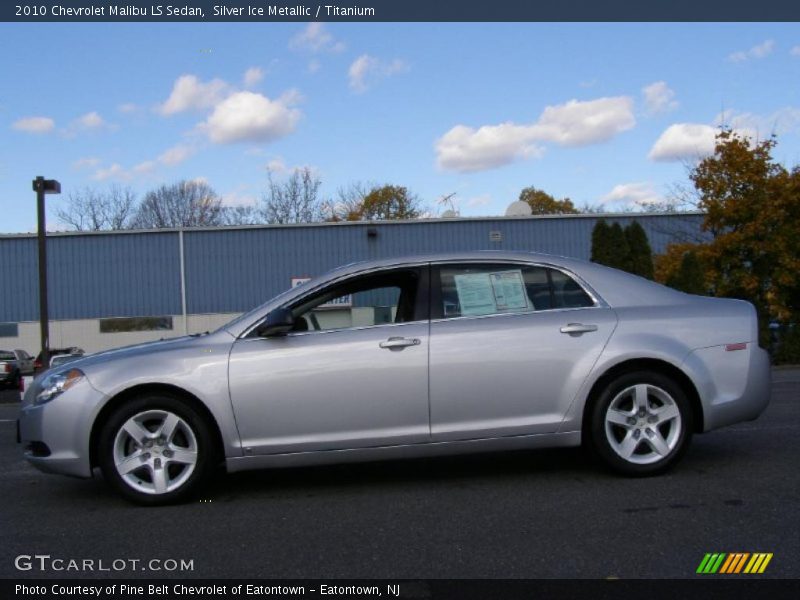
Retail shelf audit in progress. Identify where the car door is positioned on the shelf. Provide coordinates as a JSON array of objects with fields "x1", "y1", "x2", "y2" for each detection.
[
  {"x1": 428, "y1": 262, "x2": 617, "y2": 441},
  {"x1": 228, "y1": 266, "x2": 431, "y2": 455}
]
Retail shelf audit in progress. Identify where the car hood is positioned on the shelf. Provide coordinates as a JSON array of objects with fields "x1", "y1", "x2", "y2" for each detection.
[{"x1": 48, "y1": 330, "x2": 234, "y2": 374}]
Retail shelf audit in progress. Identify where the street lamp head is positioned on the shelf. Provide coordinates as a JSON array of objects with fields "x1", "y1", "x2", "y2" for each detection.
[{"x1": 32, "y1": 176, "x2": 61, "y2": 195}]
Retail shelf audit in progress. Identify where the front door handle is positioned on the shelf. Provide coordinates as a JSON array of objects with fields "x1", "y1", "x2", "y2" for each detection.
[
  {"x1": 379, "y1": 337, "x2": 421, "y2": 349},
  {"x1": 560, "y1": 323, "x2": 598, "y2": 335}
]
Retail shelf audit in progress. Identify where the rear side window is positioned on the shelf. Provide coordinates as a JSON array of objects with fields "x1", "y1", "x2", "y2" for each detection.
[
  {"x1": 550, "y1": 269, "x2": 594, "y2": 308},
  {"x1": 435, "y1": 264, "x2": 593, "y2": 319}
]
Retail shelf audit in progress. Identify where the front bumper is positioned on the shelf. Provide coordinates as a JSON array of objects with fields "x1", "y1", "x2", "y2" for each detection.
[{"x1": 17, "y1": 379, "x2": 107, "y2": 478}]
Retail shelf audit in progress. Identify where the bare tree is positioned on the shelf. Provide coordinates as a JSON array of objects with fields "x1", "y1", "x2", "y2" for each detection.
[
  {"x1": 133, "y1": 180, "x2": 223, "y2": 229},
  {"x1": 55, "y1": 185, "x2": 137, "y2": 231},
  {"x1": 220, "y1": 205, "x2": 262, "y2": 226},
  {"x1": 321, "y1": 181, "x2": 371, "y2": 221},
  {"x1": 261, "y1": 168, "x2": 323, "y2": 224}
]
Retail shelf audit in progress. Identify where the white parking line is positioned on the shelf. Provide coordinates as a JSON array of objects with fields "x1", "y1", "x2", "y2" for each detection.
[{"x1": 0, "y1": 419, "x2": 16, "y2": 423}]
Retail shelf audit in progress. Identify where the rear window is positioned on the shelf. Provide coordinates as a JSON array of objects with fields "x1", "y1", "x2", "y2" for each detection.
[
  {"x1": 435, "y1": 264, "x2": 594, "y2": 319},
  {"x1": 0, "y1": 352, "x2": 14, "y2": 360}
]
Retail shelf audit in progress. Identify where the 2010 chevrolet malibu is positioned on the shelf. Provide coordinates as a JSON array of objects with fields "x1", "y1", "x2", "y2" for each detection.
[{"x1": 18, "y1": 252, "x2": 771, "y2": 504}]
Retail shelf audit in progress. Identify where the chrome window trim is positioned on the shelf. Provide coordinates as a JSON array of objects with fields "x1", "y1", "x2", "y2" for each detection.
[
  {"x1": 430, "y1": 259, "x2": 607, "y2": 322},
  {"x1": 240, "y1": 257, "x2": 607, "y2": 338},
  {"x1": 239, "y1": 319, "x2": 427, "y2": 342},
  {"x1": 240, "y1": 260, "x2": 430, "y2": 339}
]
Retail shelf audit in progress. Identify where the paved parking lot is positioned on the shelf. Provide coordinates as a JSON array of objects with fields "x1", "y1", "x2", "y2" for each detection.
[{"x1": 1, "y1": 370, "x2": 798, "y2": 579}]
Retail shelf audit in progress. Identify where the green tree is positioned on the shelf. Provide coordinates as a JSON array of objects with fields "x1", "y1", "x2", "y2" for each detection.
[
  {"x1": 590, "y1": 219, "x2": 612, "y2": 265},
  {"x1": 519, "y1": 186, "x2": 578, "y2": 215},
  {"x1": 665, "y1": 251, "x2": 706, "y2": 295},
  {"x1": 624, "y1": 221, "x2": 654, "y2": 279},
  {"x1": 359, "y1": 185, "x2": 422, "y2": 220},
  {"x1": 606, "y1": 222, "x2": 632, "y2": 270}
]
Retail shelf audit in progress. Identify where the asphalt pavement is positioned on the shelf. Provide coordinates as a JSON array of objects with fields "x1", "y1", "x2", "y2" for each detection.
[{"x1": 1, "y1": 370, "x2": 798, "y2": 579}]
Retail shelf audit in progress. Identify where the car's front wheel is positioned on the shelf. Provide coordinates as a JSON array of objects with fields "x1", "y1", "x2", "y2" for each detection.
[
  {"x1": 97, "y1": 395, "x2": 217, "y2": 505},
  {"x1": 588, "y1": 371, "x2": 693, "y2": 476}
]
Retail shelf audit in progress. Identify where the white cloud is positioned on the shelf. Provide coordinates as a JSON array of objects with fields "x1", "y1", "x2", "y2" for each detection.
[
  {"x1": 792, "y1": 46, "x2": 800, "y2": 57},
  {"x1": 266, "y1": 157, "x2": 288, "y2": 174},
  {"x1": 289, "y1": 23, "x2": 345, "y2": 53},
  {"x1": 159, "y1": 74, "x2": 230, "y2": 115},
  {"x1": 201, "y1": 91, "x2": 301, "y2": 144},
  {"x1": 718, "y1": 107, "x2": 800, "y2": 136},
  {"x1": 221, "y1": 188, "x2": 259, "y2": 207},
  {"x1": 133, "y1": 161, "x2": 157, "y2": 175},
  {"x1": 435, "y1": 96, "x2": 635, "y2": 172},
  {"x1": 158, "y1": 144, "x2": 195, "y2": 166},
  {"x1": 12, "y1": 116, "x2": 55, "y2": 134},
  {"x1": 729, "y1": 39, "x2": 775, "y2": 62},
  {"x1": 243, "y1": 67, "x2": 264, "y2": 87},
  {"x1": 435, "y1": 123, "x2": 546, "y2": 173},
  {"x1": 466, "y1": 194, "x2": 492, "y2": 208},
  {"x1": 648, "y1": 123, "x2": 718, "y2": 161},
  {"x1": 602, "y1": 182, "x2": 663, "y2": 207},
  {"x1": 642, "y1": 81, "x2": 678, "y2": 115},
  {"x1": 118, "y1": 103, "x2": 139, "y2": 114},
  {"x1": 77, "y1": 111, "x2": 106, "y2": 129},
  {"x1": 348, "y1": 55, "x2": 410, "y2": 93},
  {"x1": 93, "y1": 163, "x2": 129, "y2": 181},
  {"x1": 308, "y1": 59, "x2": 321, "y2": 74},
  {"x1": 72, "y1": 157, "x2": 101, "y2": 169}
]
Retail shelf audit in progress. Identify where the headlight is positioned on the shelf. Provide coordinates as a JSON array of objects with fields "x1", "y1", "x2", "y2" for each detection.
[{"x1": 35, "y1": 369, "x2": 84, "y2": 405}]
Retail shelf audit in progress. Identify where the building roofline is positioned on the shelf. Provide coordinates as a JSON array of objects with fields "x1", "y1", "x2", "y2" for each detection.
[{"x1": 0, "y1": 211, "x2": 705, "y2": 239}]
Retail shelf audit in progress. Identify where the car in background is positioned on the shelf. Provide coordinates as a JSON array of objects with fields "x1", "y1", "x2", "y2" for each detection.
[
  {"x1": 11, "y1": 349, "x2": 35, "y2": 375},
  {"x1": 33, "y1": 347, "x2": 84, "y2": 373},
  {"x1": 49, "y1": 353, "x2": 85, "y2": 369},
  {"x1": 18, "y1": 252, "x2": 771, "y2": 505},
  {"x1": 0, "y1": 350, "x2": 21, "y2": 389}
]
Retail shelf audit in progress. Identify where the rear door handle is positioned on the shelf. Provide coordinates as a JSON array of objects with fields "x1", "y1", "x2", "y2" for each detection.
[
  {"x1": 379, "y1": 337, "x2": 421, "y2": 349},
  {"x1": 560, "y1": 323, "x2": 598, "y2": 335}
]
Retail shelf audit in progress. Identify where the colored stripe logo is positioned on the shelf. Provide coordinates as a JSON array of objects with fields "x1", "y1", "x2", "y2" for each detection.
[{"x1": 697, "y1": 553, "x2": 773, "y2": 574}]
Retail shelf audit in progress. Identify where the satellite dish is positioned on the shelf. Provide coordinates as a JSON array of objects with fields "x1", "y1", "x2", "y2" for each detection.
[
  {"x1": 441, "y1": 210, "x2": 458, "y2": 218},
  {"x1": 505, "y1": 201, "x2": 532, "y2": 217}
]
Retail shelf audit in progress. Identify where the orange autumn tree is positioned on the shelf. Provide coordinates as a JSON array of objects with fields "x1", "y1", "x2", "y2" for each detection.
[{"x1": 656, "y1": 129, "x2": 800, "y2": 346}]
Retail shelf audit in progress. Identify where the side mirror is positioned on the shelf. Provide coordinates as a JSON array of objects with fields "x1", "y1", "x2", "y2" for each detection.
[{"x1": 257, "y1": 307, "x2": 295, "y2": 337}]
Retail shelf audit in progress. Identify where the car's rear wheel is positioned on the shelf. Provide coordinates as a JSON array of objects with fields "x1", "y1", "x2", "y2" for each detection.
[
  {"x1": 588, "y1": 371, "x2": 692, "y2": 476},
  {"x1": 98, "y1": 395, "x2": 217, "y2": 505}
]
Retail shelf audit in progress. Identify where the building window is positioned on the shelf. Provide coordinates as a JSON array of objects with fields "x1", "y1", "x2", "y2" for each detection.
[
  {"x1": 99, "y1": 316, "x2": 173, "y2": 333},
  {"x1": 0, "y1": 322, "x2": 18, "y2": 337}
]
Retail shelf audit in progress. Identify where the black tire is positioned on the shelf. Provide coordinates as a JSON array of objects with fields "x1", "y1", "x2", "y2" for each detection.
[
  {"x1": 97, "y1": 394, "x2": 218, "y2": 505},
  {"x1": 587, "y1": 370, "x2": 693, "y2": 476}
]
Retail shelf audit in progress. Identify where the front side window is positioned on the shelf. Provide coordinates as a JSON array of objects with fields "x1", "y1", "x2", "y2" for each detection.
[
  {"x1": 434, "y1": 263, "x2": 593, "y2": 319},
  {"x1": 287, "y1": 268, "x2": 423, "y2": 333}
]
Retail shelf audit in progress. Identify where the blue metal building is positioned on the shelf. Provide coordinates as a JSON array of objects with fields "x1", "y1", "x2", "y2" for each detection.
[{"x1": 0, "y1": 213, "x2": 704, "y2": 352}]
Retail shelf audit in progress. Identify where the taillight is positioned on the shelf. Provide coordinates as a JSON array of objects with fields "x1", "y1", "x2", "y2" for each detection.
[
  {"x1": 3, "y1": 363, "x2": 10, "y2": 373},
  {"x1": 33, "y1": 360, "x2": 41, "y2": 370}
]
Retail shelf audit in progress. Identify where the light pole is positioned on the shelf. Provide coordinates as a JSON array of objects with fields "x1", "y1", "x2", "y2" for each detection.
[{"x1": 32, "y1": 176, "x2": 61, "y2": 369}]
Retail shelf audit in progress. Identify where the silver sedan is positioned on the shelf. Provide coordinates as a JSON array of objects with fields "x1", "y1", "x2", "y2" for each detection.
[{"x1": 18, "y1": 252, "x2": 771, "y2": 504}]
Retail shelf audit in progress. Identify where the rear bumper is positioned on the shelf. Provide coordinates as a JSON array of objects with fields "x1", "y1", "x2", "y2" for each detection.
[{"x1": 684, "y1": 344, "x2": 771, "y2": 432}]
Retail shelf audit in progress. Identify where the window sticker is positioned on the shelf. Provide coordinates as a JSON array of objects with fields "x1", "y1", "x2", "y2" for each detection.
[
  {"x1": 453, "y1": 273, "x2": 497, "y2": 315},
  {"x1": 453, "y1": 269, "x2": 530, "y2": 316},
  {"x1": 490, "y1": 270, "x2": 529, "y2": 311}
]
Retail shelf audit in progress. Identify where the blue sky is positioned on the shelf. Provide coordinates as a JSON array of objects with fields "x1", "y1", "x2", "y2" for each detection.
[{"x1": 1, "y1": 22, "x2": 799, "y2": 232}]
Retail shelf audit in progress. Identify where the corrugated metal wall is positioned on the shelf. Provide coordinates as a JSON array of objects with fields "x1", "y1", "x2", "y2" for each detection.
[{"x1": 0, "y1": 214, "x2": 705, "y2": 321}]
